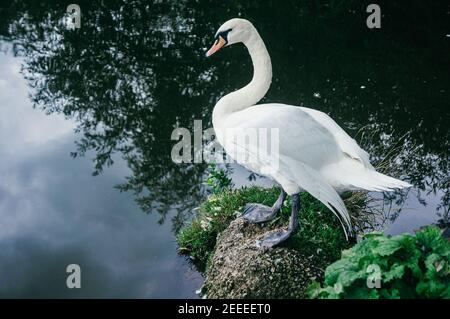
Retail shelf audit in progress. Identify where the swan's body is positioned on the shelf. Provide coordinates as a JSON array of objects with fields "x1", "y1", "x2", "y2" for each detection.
[{"x1": 207, "y1": 19, "x2": 411, "y2": 246}]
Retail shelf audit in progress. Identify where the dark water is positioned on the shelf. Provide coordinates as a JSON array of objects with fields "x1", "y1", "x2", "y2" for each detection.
[{"x1": 0, "y1": 1, "x2": 448, "y2": 297}]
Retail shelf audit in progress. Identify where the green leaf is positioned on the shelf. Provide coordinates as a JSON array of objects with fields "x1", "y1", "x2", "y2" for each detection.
[
  {"x1": 383, "y1": 264, "x2": 405, "y2": 282},
  {"x1": 306, "y1": 281, "x2": 322, "y2": 299},
  {"x1": 371, "y1": 234, "x2": 409, "y2": 256},
  {"x1": 415, "y1": 226, "x2": 444, "y2": 251},
  {"x1": 324, "y1": 258, "x2": 355, "y2": 285},
  {"x1": 346, "y1": 285, "x2": 380, "y2": 299}
]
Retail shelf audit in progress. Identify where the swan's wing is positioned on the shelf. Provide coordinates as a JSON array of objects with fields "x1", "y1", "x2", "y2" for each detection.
[
  {"x1": 223, "y1": 104, "x2": 342, "y2": 169},
  {"x1": 299, "y1": 107, "x2": 374, "y2": 169}
]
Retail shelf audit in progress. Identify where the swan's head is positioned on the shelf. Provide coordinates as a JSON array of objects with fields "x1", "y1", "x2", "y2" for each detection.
[{"x1": 206, "y1": 18, "x2": 255, "y2": 57}]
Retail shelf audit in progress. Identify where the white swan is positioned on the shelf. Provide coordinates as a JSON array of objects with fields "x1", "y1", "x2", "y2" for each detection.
[{"x1": 206, "y1": 18, "x2": 411, "y2": 248}]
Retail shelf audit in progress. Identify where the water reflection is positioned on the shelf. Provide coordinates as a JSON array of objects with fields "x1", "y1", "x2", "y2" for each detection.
[
  {"x1": 0, "y1": 54, "x2": 202, "y2": 298},
  {"x1": 0, "y1": 0, "x2": 448, "y2": 296}
]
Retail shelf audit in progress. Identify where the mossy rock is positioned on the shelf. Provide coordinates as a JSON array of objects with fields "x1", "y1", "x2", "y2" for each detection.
[{"x1": 203, "y1": 218, "x2": 323, "y2": 298}]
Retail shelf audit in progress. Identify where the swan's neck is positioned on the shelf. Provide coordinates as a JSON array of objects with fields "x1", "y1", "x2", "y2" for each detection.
[{"x1": 212, "y1": 30, "x2": 272, "y2": 129}]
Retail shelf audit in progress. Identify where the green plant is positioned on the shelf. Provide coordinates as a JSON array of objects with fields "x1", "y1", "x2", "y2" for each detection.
[
  {"x1": 308, "y1": 226, "x2": 450, "y2": 299},
  {"x1": 205, "y1": 163, "x2": 234, "y2": 194}
]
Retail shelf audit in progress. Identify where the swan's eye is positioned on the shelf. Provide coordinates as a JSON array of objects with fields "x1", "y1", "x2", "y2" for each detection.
[{"x1": 215, "y1": 28, "x2": 233, "y2": 43}]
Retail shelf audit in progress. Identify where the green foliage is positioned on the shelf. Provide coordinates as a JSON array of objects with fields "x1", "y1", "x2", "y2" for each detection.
[
  {"x1": 308, "y1": 226, "x2": 450, "y2": 299},
  {"x1": 205, "y1": 163, "x2": 234, "y2": 194},
  {"x1": 177, "y1": 185, "x2": 351, "y2": 272}
]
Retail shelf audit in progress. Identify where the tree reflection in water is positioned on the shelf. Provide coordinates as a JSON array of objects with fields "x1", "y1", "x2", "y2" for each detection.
[{"x1": 0, "y1": 0, "x2": 448, "y2": 232}]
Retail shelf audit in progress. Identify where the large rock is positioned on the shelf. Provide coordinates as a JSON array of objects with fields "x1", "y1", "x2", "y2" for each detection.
[{"x1": 203, "y1": 218, "x2": 322, "y2": 298}]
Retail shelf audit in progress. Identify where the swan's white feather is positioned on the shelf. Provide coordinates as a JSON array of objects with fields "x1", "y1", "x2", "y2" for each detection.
[{"x1": 300, "y1": 107, "x2": 374, "y2": 169}]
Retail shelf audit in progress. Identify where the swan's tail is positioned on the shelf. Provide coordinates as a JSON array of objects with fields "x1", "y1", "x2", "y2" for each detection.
[
  {"x1": 323, "y1": 162, "x2": 412, "y2": 192},
  {"x1": 357, "y1": 170, "x2": 412, "y2": 192}
]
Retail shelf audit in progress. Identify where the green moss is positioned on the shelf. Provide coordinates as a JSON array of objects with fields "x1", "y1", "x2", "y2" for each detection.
[{"x1": 177, "y1": 186, "x2": 352, "y2": 272}]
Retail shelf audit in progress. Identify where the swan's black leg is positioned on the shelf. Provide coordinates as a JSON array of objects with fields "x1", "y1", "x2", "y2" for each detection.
[
  {"x1": 256, "y1": 193, "x2": 300, "y2": 249},
  {"x1": 242, "y1": 188, "x2": 286, "y2": 223}
]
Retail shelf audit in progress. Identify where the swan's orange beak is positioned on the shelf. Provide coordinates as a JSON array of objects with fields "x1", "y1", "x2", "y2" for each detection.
[{"x1": 206, "y1": 35, "x2": 226, "y2": 57}]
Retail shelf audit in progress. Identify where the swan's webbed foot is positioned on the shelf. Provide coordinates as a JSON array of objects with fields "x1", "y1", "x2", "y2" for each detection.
[
  {"x1": 242, "y1": 189, "x2": 286, "y2": 224},
  {"x1": 256, "y1": 228, "x2": 293, "y2": 249},
  {"x1": 255, "y1": 193, "x2": 300, "y2": 250},
  {"x1": 242, "y1": 203, "x2": 276, "y2": 223}
]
